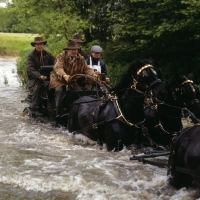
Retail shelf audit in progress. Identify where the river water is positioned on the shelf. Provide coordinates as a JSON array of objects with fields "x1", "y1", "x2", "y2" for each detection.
[{"x1": 0, "y1": 58, "x2": 199, "y2": 200}]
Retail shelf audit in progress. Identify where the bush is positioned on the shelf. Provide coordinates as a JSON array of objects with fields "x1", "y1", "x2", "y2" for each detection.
[{"x1": 16, "y1": 49, "x2": 32, "y2": 87}]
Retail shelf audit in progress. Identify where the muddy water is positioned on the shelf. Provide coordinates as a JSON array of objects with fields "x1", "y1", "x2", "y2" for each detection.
[{"x1": 0, "y1": 58, "x2": 199, "y2": 200}]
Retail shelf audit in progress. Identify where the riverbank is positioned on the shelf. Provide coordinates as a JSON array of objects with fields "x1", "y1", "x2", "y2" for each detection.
[{"x1": 0, "y1": 32, "x2": 36, "y2": 57}]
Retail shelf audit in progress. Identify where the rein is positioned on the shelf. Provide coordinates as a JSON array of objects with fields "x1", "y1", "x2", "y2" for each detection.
[
  {"x1": 69, "y1": 64, "x2": 167, "y2": 148},
  {"x1": 72, "y1": 88, "x2": 145, "y2": 105}
]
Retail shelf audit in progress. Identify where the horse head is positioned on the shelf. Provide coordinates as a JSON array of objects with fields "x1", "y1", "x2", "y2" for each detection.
[
  {"x1": 168, "y1": 74, "x2": 200, "y2": 121},
  {"x1": 134, "y1": 59, "x2": 167, "y2": 102},
  {"x1": 112, "y1": 59, "x2": 167, "y2": 102}
]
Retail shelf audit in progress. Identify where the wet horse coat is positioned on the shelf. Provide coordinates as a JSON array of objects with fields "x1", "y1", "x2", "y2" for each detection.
[
  {"x1": 145, "y1": 75, "x2": 200, "y2": 188},
  {"x1": 146, "y1": 75, "x2": 200, "y2": 147},
  {"x1": 168, "y1": 125, "x2": 200, "y2": 188},
  {"x1": 67, "y1": 59, "x2": 167, "y2": 151}
]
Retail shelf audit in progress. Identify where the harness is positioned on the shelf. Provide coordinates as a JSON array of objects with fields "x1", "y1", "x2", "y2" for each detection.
[
  {"x1": 91, "y1": 86, "x2": 163, "y2": 149},
  {"x1": 92, "y1": 96, "x2": 146, "y2": 145},
  {"x1": 71, "y1": 64, "x2": 166, "y2": 149}
]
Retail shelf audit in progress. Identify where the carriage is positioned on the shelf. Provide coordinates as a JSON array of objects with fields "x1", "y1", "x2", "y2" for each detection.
[
  {"x1": 22, "y1": 65, "x2": 110, "y2": 126},
  {"x1": 21, "y1": 59, "x2": 200, "y2": 189}
]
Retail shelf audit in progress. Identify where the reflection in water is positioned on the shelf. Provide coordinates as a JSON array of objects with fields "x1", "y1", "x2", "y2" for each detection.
[{"x1": 0, "y1": 58, "x2": 199, "y2": 199}]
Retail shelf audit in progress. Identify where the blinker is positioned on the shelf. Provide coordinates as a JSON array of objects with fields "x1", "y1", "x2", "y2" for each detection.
[
  {"x1": 137, "y1": 64, "x2": 153, "y2": 75},
  {"x1": 150, "y1": 68, "x2": 157, "y2": 75},
  {"x1": 142, "y1": 70, "x2": 148, "y2": 77}
]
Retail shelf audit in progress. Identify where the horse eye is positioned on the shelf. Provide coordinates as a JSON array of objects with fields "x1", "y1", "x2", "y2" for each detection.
[
  {"x1": 189, "y1": 85, "x2": 195, "y2": 92},
  {"x1": 142, "y1": 70, "x2": 148, "y2": 77},
  {"x1": 150, "y1": 68, "x2": 157, "y2": 75}
]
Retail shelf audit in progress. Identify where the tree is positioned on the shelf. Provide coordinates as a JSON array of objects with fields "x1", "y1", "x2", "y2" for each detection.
[
  {"x1": 11, "y1": 0, "x2": 89, "y2": 39},
  {"x1": 2, "y1": 0, "x2": 200, "y2": 84}
]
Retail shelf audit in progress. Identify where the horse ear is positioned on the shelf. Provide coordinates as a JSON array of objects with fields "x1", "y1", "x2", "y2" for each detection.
[
  {"x1": 187, "y1": 72, "x2": 195, "y2": 80},
  {"x1": 148, "y1": 57, "x2": 154, "y2": 65},
  {"x1": 156, "y1": 69, "x2": 163, "y2": 80}
]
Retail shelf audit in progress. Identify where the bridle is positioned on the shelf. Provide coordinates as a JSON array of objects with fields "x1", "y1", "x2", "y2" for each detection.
[
  {"x1": 130, "y1": 64, "x2": 163, "y2": 103},
  {"x1": 132, "y1": 64, "x2": 162, "y2": 90},
  {"x1": 178, "y1": 79, "x2": 199, "y2": 107},
  {"x1": 69, "y1": 65, "x2": 167, "y2": 150},
  {"x1": 92, "y1": 64, "x2": 165, "y2": 129}
]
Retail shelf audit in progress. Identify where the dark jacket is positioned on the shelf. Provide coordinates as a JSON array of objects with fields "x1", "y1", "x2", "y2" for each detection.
[
  {"x1": 85, "y1": 56, "x2": 108, "y2": 76},
  {"x1": 26, "y1": 49, "x2": 55, "y2": 88},
  {"x1": 79, "y1": 49, "x2": 88, "y2": 59}
]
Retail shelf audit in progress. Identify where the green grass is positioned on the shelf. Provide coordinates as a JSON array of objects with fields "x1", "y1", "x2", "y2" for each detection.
[{"x1": 0, "y1": 32, "x2": 37, "y2": 57}]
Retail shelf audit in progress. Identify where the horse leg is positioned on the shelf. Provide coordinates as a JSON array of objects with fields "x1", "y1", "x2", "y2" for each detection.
[
  {"x1": 67, "y1": 104, "x2": 79, "y2": 132},
  {"x1": 104, "y1": 124, "x2": 126, "y2": 152}
]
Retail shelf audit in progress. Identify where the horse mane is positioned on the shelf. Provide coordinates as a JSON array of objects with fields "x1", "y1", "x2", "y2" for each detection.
[
  {"x1": 111, "y1": 58, "x2": 154, "y2": 93},
  {"x1": 165, "y1": 74, "x2": 188, "y2": 91}
]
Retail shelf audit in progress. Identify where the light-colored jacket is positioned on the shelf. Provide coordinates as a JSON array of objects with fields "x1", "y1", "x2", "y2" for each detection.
[{"x1": 50, "y1": 51, "x2": 95, "y2": 88}]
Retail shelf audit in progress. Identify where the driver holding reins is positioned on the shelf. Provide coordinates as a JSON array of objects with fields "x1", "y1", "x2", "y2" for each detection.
[{"x1": 50, "y1": 40, "x2": 100, "y2": 124}]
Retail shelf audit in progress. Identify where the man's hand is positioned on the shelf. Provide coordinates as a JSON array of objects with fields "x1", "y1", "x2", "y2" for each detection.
[
  {"x1": 63, "y1": 74, "x2": 71, "y2": 83},
  {"x1": 39, "y1": 75, "x2": 47, "y2": 80},
  {"x1": 92, "y1": 73, "x2": 101, "y2": 82},
  {"x1": 105, "y1": 77, "x2": 110, "y2": 83}
]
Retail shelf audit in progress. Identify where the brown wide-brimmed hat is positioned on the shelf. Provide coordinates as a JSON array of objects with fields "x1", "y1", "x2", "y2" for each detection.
[
  {"x1": 63, "y1": 40, "x2": 80, "y2": 50},
  {"x1": 70, "y1": 34, "x2": 85, "y2": 43},
  {"x1": 31, "y1": 37, "x2": 47, "y2": 47}
]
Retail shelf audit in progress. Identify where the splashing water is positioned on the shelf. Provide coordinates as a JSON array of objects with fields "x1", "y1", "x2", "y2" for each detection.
[{"x1": 0, "y1": 58, "x2": 198, "y2": 199}]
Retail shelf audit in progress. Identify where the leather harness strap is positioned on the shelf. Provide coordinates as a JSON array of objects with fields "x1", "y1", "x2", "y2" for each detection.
[{"x1": 92, "y1": 99, "x2": 155, "y2": 146}]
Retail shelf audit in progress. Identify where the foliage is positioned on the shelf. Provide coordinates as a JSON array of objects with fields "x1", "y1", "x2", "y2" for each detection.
[
  {"x1": 44, "y1": 35, "x2": 68, "y2": 56},
  {"x1": 9, "y1": 0, "x2": 89, "y2": 39},
  {"x1": 1, "y1": 0, "x2": 200, "y2": 84},
  {"x1": 16, "y1": 49, "x2": 31, "y2": 87}
]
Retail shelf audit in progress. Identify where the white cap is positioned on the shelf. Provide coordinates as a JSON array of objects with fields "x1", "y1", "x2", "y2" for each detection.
[{"x1": 91, "y1": 45, "x2": 102, "y2": 53}]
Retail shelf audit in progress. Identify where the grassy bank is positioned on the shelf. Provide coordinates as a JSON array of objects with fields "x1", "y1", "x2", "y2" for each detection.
[{"x1": 0, "y1": 32, "x2": 37, "y2": 57}]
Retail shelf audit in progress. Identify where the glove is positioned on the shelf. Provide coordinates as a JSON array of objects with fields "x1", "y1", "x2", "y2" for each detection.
[
  {"x1": 63, "y1": 74, "x2": 71, "y2": 83},
  {"x1": 92, "y1": 73, "x2": 101, "y2": 82}
]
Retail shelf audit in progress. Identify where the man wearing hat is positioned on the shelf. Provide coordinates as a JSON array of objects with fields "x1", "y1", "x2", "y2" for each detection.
[
  {"x1": 50, "y1": 40, "x2": 100, "y2": 123},
  {"x1": 70, "y1": 34, "x2": 88, "y2": 59},
  {"x1": 26, "y1": 36, "x2": 55, "y2": 116},
  {"x1": 86, "y1": 45, "x2": 110, "y2": 83}
]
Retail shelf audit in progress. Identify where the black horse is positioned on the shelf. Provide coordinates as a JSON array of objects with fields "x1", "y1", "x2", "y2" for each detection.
[
  {"x1": 167, "y1": 125, "x2": 200, "y2": 188},
  {"x1": 67, "y1": 59, "x2": 167, "y2": 151},
  {"x1": 145, "y1": 75, "x2": 200, "y2": 147},
  {"x1": 164, "y1": 76, "x2": 200, "y2": 188},
  {"x1": 141, "y1": 74, "x2": 200, "y2": 188},
  {"x1": 169, "y1": 74, "x2": 200, "y2": 121}
]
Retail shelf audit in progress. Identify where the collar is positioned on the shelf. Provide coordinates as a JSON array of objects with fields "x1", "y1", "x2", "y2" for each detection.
[
  {"x1": 34, "y1": 49, "x2": 45, "y2": 55},
  {"x1": 91, "y1": 56, "x2": 100, "y2": 62},
  {"x1": 64, "y1": 51, "x2": 81, "y2": 60}
]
